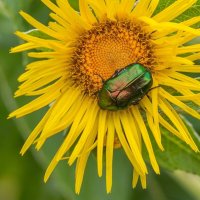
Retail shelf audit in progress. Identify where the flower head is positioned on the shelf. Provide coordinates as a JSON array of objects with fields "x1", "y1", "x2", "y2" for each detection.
[{"x1": 10, "y1": 0, "x2": 200, "y2": 194}]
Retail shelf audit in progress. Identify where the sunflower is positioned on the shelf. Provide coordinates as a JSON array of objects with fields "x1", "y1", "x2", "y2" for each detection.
[{"x1": 9, "y1": 0, "x2": 200, "y2": 194}]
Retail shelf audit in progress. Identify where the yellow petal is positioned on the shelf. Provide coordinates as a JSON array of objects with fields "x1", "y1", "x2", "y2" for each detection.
[
  {"x1": 177, "y1": 89, "x2": 200, "y2": 106},
  {"x1": 120, "y1": 111, "x2": 142, "y2": 162},
  {"x1": 160, "y1": 88, "x2": 200, "y2": 120},
  {"x1": 11, "y1": 42, "x2": 40, "y2": 53},
  {"x1": 113, "y1": 112, "x2": 147, "y2": 175},
  {"x1": 97, "y1": 110, "x2": 107, "y2": 177},
  {"x1": 146, "y1": 0, "x2": 159, "y2": 17},
  {"x1": 79, "y1": 0, "x2": 97, "y2": 24},
  {"x1": 159, "y1": 115, "x2": 184, "y2": 140},
  {"x1": 158, "y1": 97, "x2": 192, "y2": 145},
  {"x1": 19, "y1": 11, "x2": 64, "y2": 40},
  {"x1": 9, "y1": 80, "x2": 64, "y2": 118},
  {"x1": 75, "y1": 122, "x2": 97, "y2": 194},
  {"x1": 87, "y1": 0, "x2": 106, "y2": 19},
  {"x1": 132, "y1": 171, "x2": 139, "y2": 188},
  {"x1": 132, "y1": 0, "x2": 151, "y2": 17},
  {"x1": 20, "y1": 106, "x2": 53, "y2": 155},
  {"x1": 151, "y1": 84, "x2": 162, "y2": 148},
  {"x1": 131, "y1": 106, "x2": 160, "y2": 174},
  {"x1": 120, "y1": 0, "x2": 136, "y2": 13},
  {"x1": 162, "y1": 99, "x2": 198, "y2": 151},
  {"x1": 44, "y1": 98, "x2": 92, "y2": 182},
  {"x1": 36, "y1": 90, "x2": 83, "y2": 149},
  {"x1": 68, "y1": 103, "x2": 99, "y2": 165},
  {"x1": 106, "y1": 114, "x2": 115, "y2": 193},
  {"x1": 56, "y1": 0, "x2": 90, "y2": 29}
]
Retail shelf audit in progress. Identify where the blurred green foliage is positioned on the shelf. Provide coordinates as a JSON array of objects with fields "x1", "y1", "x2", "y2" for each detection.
[{"x1": 0, "y1": 0, "x2": 200, "y2": 200}]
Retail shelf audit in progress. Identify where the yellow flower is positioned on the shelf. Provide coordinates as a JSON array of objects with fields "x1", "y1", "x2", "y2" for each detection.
[{"x1": 9, "y1": 0, "x2": 200, "y2": 194}]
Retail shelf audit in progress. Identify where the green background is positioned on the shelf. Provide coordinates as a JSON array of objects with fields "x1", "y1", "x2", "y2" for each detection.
[{"x1": 0, "y1": 0, "x2": 200, "y2": 200}]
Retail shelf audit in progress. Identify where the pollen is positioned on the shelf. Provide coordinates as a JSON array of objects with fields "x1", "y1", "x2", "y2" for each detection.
[{"x1": 71, "y1": 19, "x2": 155, "y2": 95}]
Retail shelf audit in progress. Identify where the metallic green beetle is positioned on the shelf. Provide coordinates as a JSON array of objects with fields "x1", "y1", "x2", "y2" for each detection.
[{"x1": 98, "y1": 63, "x2": 153, "y2": 111}]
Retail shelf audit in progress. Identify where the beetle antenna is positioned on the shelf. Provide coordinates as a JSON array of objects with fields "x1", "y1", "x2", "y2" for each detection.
[{"x1": 146, "y1": 86, "x2": 160, "y2": 99}]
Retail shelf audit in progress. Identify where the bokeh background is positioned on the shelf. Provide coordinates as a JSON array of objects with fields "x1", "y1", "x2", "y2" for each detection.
[{"x1": 1, "y1": 0, "x2": 200, "y2": 200}]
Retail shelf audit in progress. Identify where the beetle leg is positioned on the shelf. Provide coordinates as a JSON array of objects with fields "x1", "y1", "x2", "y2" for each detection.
[
  {"x1": 94, "y1": 73, "x2": 105, "y2": 83},
  {"x1": 93, "y1": 90, "x2": 99, "y2": 96},
  {"x1": 131, "y1": 99, "x2": 141, "y2": 105},
  {"x1": 149, "y1": 85, "x2": 160, "y2": 92},
  {"x1": 146, "y1": 86, "x2": 160, "y2": 99}
]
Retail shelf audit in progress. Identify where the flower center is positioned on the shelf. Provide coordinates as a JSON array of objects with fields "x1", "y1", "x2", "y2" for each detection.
[{"x1": 71, "y1": 19, "x2": 155, "y2": 96}]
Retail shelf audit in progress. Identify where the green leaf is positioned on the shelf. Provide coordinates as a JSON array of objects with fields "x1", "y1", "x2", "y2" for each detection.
[
  {"x1": 69, "y1": 0, "x2": 79, "y2": 10},
  {"x1": 146, "y1": 117, "x2": 200, "y2": 176}
]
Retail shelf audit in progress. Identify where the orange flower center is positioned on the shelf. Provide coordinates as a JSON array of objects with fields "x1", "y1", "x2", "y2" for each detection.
[{"x1": 71, "y1": 19, "x2": 155, "y2": 95}]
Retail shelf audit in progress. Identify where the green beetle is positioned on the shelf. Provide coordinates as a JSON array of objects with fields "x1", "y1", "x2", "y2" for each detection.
[{"x1": 98, "y1": 63, "x2": 153, "y2": 111}]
